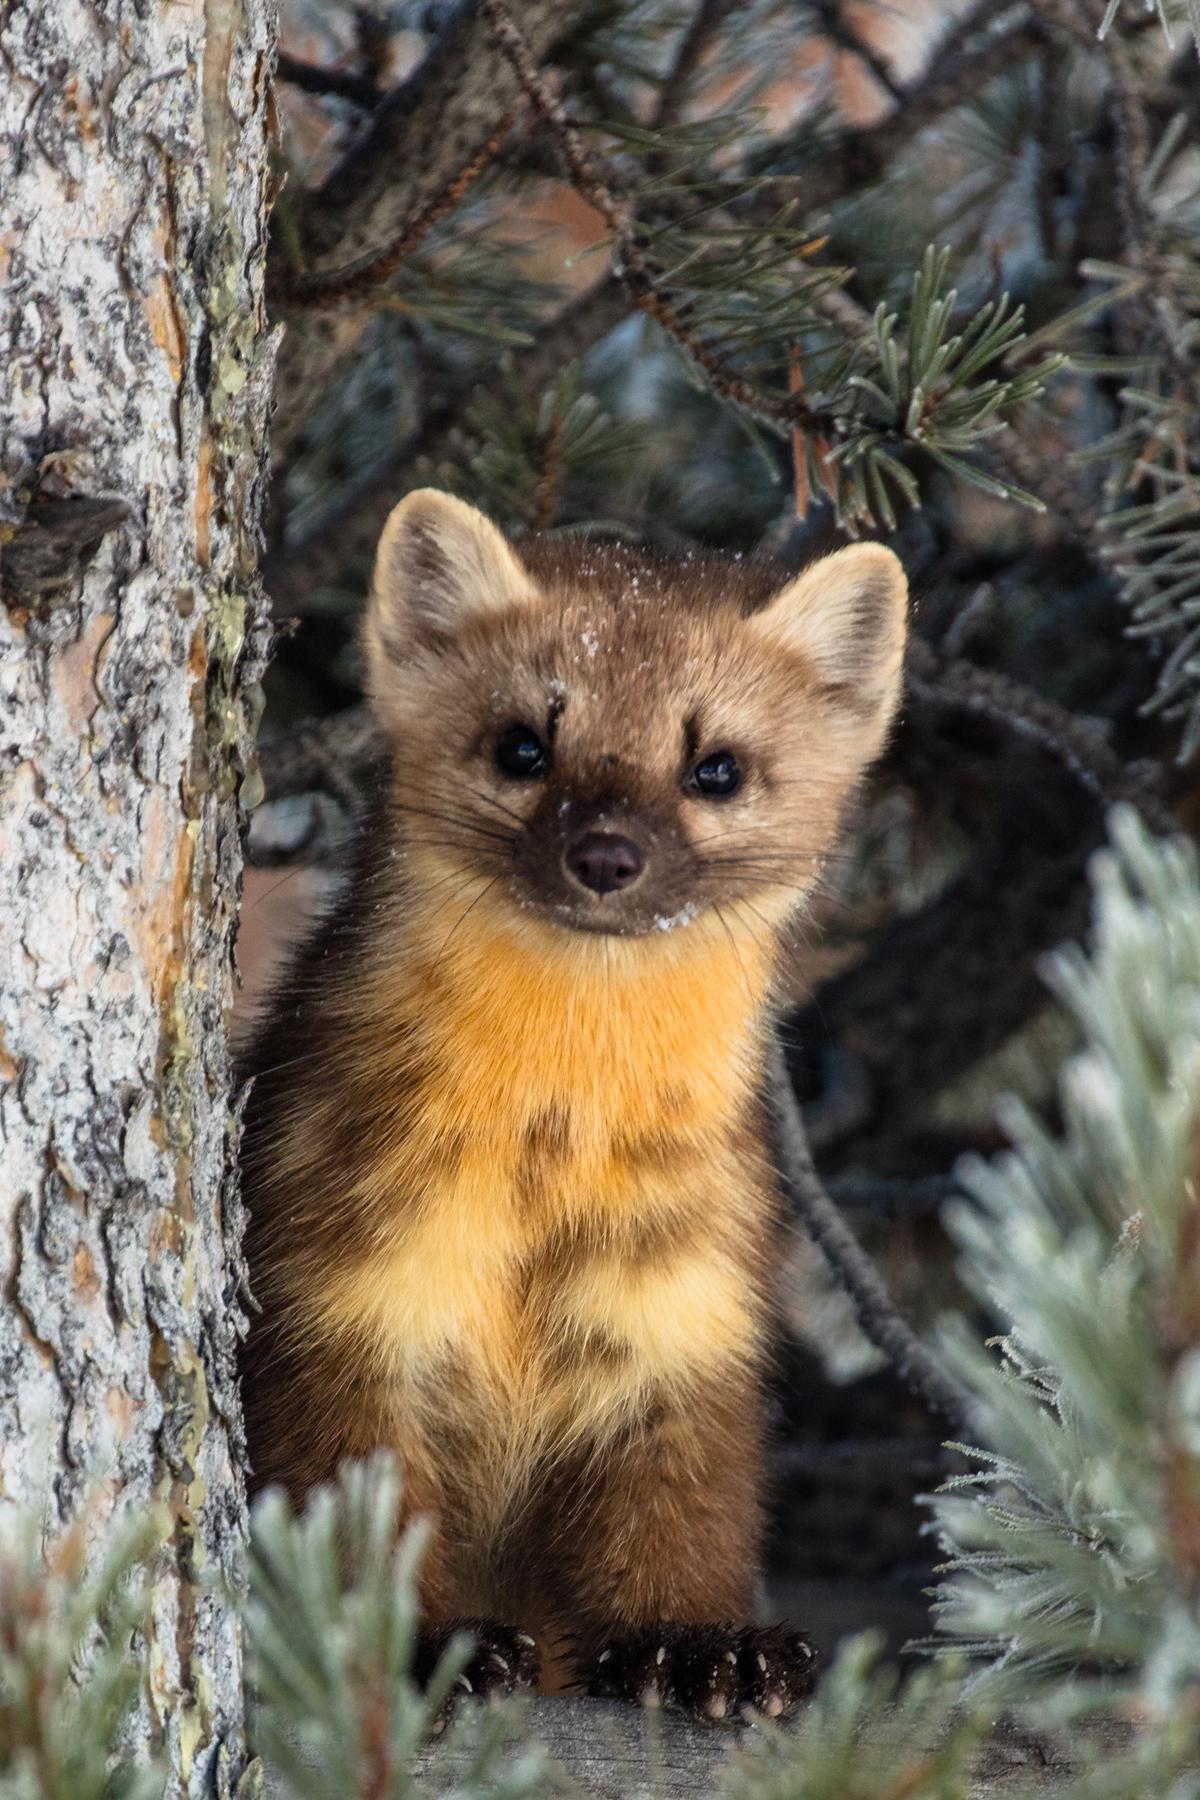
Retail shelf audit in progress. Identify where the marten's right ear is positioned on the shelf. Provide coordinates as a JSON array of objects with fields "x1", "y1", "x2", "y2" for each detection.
[
  {"x1": 750, "y1": 543, "x2": 908, "y2": 749},
  {"x1": 365, "y1": 489, "x2": 538, "y2": 692}
]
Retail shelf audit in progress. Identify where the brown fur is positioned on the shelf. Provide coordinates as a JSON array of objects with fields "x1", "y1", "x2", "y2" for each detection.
[{"x1": 240, "y1": 492, "x2": 907, "y2": 1699}]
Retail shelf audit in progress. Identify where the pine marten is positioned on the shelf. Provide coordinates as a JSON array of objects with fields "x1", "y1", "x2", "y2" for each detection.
[{"x1": 240, "y1": 490, "x2": 908, "y2": 1721}]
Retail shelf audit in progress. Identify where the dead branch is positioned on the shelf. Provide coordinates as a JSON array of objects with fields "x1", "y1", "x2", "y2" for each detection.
[
  {"x1": 767, "y1": 1035, "x2": 972, "y2": 1427},
  {"x1": 270, "y1": 108, "x2": 522, "y2": 308}
]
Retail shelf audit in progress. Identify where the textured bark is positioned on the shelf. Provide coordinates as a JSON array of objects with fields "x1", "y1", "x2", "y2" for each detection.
[{"x1": 0, "y1": 1, "x2": 276, "y2": 1793}]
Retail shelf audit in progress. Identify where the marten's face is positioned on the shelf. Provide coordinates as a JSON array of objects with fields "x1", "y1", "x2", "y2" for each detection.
[{"x1": 364, "y1": 494, "x2": 907, "y2": 943}]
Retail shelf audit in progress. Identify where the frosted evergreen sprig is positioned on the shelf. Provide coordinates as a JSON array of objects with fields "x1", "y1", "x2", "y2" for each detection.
[
  {"x1": 926, "y1": 811, "x2": 1200, "y2": 1748},
  {"x1": 244, "y1": 1455, "x2": 554, "y2": 1800},
  {"x1": 724, "y1": 1633, "x2": 983, "y2": 1800},
  {"x1": 0, "y1": 1500, "x2": 166, "y2": 1800}
]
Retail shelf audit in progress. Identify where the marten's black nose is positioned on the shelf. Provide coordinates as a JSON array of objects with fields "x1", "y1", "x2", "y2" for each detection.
[{"x1": 565, "y1": 831, "x2": 646, "y2": 895}]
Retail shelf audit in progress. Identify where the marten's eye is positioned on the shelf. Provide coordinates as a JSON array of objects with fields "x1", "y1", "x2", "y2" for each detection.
[
  {"x1": 496, "y1": 723, "x2": 549, "y2": 779},
  {"x1": 688, "y1": 750, "x2": 741, "y2": 798}
]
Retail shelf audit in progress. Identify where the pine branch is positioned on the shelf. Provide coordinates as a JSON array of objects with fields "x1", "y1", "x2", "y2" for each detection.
[
  {"x1": 269, "y1": 0, "x2": 597, "y2": 461},
  {"x1": 453, "y1": 360, "x2": 647, "y2": 529},
  {"x1": 1026, "y1": 1, "x2": 1200, "y2": 753},
  {"x1": 0, "y1": 1501, "x2": 166, "y2": 1800},
  {"x1": 481, "y1": 6, "x2": 1061, "y2": 524},
  {"x1": 481, "y1": 0, "x2": 807, "y2": 431},
  {"x1": 755, "y1": 5, "x2": 1048, "y2": 211},
  {"x1": 767, "y1": 1035, "x2": 972, "y2": 1427},
  {"x1": 926, "y1": 812, "x2": 1200, "y2": 1739},
  {"x1": 246, "y1": 1457, "x2": 553, "y2": 1796}
]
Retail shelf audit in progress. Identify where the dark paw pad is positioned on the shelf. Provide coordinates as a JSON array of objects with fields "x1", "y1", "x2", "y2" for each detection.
[
  {"x1": 417, "y1": 1619, "x2": 540, "y2": 1730},
  {"x1": 585, "y1": 1621, "x2": 817, "y2": 1723}
]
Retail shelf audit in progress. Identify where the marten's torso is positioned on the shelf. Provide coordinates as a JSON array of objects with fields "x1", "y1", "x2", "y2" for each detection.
[{"x1": 241, "y1": 850, "x2": 780, "y2": 1544}]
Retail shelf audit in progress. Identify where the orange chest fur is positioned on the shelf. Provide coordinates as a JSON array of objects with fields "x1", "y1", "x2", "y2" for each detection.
[{"x1": 290, "y1": 909, "x2": 779, "y2": 1430}]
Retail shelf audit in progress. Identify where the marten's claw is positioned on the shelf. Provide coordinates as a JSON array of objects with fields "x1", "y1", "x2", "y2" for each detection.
[
  {"x1": 417, "y1": 1618, "x2": 541, "y2": 1729},
  {"x1": 584, "y1": 1622, "x2": 818, "y2": 1724},
  {"x1": 733, "y1": 1623, "x2": 819, "y2": 1722}
]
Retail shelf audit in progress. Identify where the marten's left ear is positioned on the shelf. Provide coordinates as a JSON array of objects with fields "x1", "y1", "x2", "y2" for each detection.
[{"x1": 752, "y1": 543, "x2": 908, "y2": 734}]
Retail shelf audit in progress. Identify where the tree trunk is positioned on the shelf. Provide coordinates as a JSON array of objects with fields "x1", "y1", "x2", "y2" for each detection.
[{"x1": 0, "y1": 1, "x2": 276, "y2": 1793}]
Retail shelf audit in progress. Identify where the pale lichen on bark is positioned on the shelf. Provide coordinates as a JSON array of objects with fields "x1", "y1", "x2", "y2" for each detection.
[{"x1": 0, "y1": 0, "x2": 277, "y2": 1791}]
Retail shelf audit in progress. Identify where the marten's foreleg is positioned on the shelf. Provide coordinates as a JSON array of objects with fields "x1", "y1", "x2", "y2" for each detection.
[
  {"x1": 244, "y1": 1339, "x2": 542, "y2": 1710},
  {"x1": 565, "y1": 1378, "x2": 819, "y2": 1720}
]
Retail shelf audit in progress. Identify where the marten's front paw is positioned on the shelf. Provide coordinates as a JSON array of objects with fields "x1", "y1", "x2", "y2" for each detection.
[
  {"x1": 417, "y1": 1619, "x2": 540, "y2": 1730},
  {"x1": 584, "y1": 1622, "x2": 817, "y2": 1723}
]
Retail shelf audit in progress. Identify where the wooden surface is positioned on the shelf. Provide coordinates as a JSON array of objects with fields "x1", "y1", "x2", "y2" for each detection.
[
  {"x1": 267, "y1": 1697, "x2": 1138, "y2": 1797},
  {"x1": 418, "y1": 1699, "x2": 1131, "y2": 1798}
]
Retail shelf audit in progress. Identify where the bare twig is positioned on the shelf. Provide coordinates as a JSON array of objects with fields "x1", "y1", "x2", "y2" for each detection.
[
  {"x1": 275, "y1": 51, "x2": 381, "y2": 109},
  {"x1": 270, "y1": 108, "x2": 521, "y2": 307},
  {"x1": 652, "y1": 0, "x2": 739, "y2": 129},
  {"x1": 767, "y1": 1034, "x2": 972, "y2": 1426}
]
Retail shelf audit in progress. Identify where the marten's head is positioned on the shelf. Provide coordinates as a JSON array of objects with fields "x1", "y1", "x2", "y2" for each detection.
[{"x1": 364, "y1": 491, "x2": 907, "y2": 943}]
